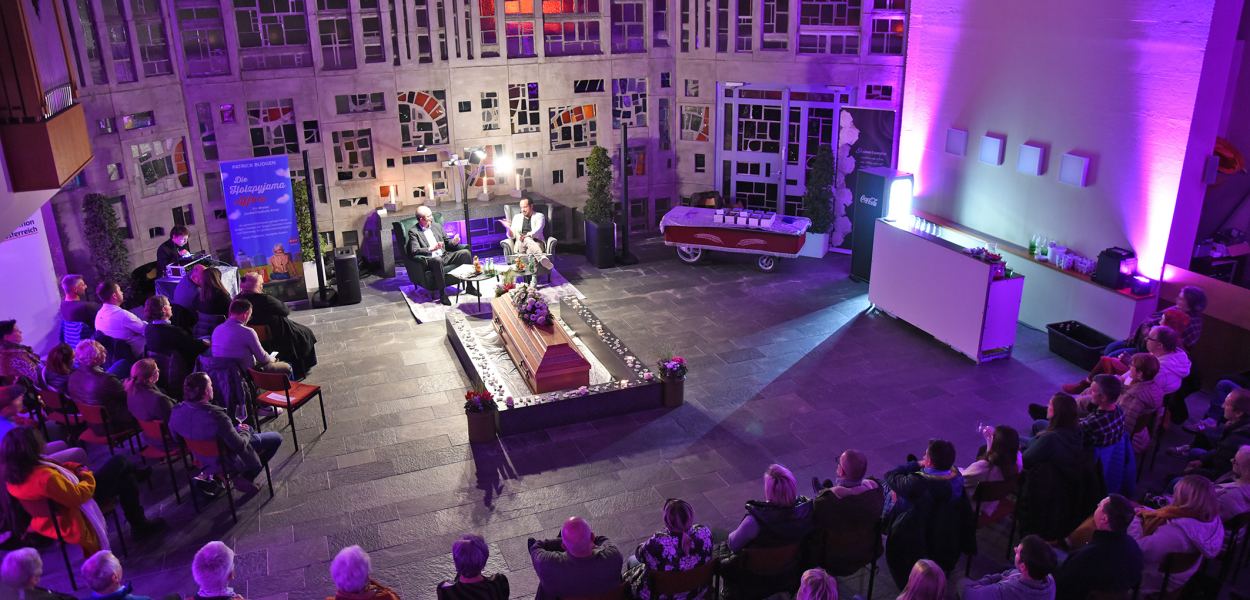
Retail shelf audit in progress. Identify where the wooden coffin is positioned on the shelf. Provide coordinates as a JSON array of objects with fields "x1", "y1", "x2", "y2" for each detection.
[{"x1": 491, "y1": 296, "x2": 591, "y2": 393}]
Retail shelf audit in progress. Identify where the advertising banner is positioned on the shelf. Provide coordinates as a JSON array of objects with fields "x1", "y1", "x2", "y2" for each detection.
[
  {"x1": 1, "y1": 208, "x2": 62, "y2": 353},
  {"x1": 833, "y1": 107, "x2": 897, "y2": 252},
  {"x1": 220, "y1": 156, "x2": 306, "y2": 302}
]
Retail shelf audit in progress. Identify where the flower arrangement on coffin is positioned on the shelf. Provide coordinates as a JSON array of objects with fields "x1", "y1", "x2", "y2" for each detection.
[
  {"x1": 509, "y1": 284, "x2": 551, "y2": 326},
  {"x1": 656, "y1": 354, "x2": 688, "y2": 381},
  {"x1": 464, "y1": 386, "x2": 497, "y2": 413},
  {"x1": 494, "y1": 281, "x2": 516, "y2": 298}
]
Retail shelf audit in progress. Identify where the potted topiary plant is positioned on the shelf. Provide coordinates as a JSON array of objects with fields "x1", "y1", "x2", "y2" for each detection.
[
  {"x1": 82, "y1": 193, "x2": 133, "y2": 296},
  {"x1": 800, "y1": 146, "x2": 834, "y2": 258},
  {"x1": 464, "y1": 386, "x2": 498, "y2": 443},
  {"x1": 583, "y1": 146, "x2": 616, "y2": 268}
]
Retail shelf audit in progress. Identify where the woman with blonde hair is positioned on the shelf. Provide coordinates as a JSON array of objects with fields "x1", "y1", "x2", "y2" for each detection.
[
  {"x1": 897, "y1": 559, "x2": 945, "y2": 600},
  {"x1": 67, "y1": 340, "x2": 135, "y2": 432},
  {"x1": 1129, "y1": 475, "x2": 1224, "y2": 594},
  {"x1": 796, "y1": 568, "x2": 838, "y2": 600},
  {"x1": 723, "y1": 464, "x2": 814, "y2": 598},
  {"x1": 124, "y1": 358, "x2": 174, "y2": 445}
]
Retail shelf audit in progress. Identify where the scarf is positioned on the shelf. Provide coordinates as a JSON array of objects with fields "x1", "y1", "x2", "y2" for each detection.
[
  {"x1": 1138, "y1": 503, "x2": 1206, "y2": 537},
  {"x1": 40, "y1": 460, "x2": 110, "y2": 551}
]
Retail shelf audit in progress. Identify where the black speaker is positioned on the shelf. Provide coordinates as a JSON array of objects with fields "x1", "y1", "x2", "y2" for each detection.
[{"x1": 333, "y1": 248, "x2": 362, "y2": 305}]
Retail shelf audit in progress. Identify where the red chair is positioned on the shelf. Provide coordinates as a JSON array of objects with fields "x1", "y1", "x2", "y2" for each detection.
[
  {"x1": 181, "y1": 436, "x2": 274, "y2": 524},
  {"x1": 249, "y1": 368, "x2": 326, "y2": 451},
  {"x1": 76, "y1": 403, "x2": 140, "y2": 457},
  {"x1": 40, "y1": 388, "x2": 82, "y2": 429},
  {"x1": 648, "y1": 559, "x2": 716, "y2": 599},
  {"x1": 136, "y1": 419, "x2": 192, "y2": 504}
]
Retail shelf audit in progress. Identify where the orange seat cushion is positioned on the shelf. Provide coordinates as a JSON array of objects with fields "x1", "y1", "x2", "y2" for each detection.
[{"x1": 255, "y1": 382, "x2": 321, "y2": 407}]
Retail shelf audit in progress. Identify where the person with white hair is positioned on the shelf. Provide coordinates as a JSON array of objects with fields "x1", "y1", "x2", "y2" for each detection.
[
  {"x1": 405, "y1": 205, "x2": 471, "y2": 305},
  {"x1": 191, "y1": 541, "x2": 245, "y2": 600},
  {"x1": 795, "y1": 568, "x2": 838, "y2": 600},
  {"x1": 329, "y1": 545, "x2": 399, "y2": 600},
  {"x1": 529, "y1": 516, "x2": 622, "y2": 600},
  {"x1": 1, "y1": 547, "x2": 75, "y2": 600},
  {"x1": 1216, "y1": 445, "x2": 1250, "y2": 521},
  {"x1": 67, "y1": 339, "x2": 138, "y2": 434},
  {"x1": 81, "y1": 550, "x2": 151, "y2": 600},
  {"x1": 438, "y1": 534, "x2": 509, "y2": 600}
]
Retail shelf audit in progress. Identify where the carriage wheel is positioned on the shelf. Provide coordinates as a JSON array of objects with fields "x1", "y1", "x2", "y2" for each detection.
[
  {"x1": 756, "y1": 255, "x2": 778, "y2": 272},
  {"x1": 676, "y1": 246, "x2": 704, "y2": 264}
]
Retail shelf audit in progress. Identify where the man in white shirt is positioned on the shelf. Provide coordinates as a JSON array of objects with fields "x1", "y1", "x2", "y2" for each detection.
[
  {"x1": 500, "y1": 198, "x2": 554, "y2": 270},
  {"x1": 93, "y1": 281, "x2": 147, "y2": 356}
]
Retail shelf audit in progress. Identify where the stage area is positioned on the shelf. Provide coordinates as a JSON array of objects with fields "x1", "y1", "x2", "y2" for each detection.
[{"x1": 31, "y1": 237, "x2": 1218, "y2": 599}]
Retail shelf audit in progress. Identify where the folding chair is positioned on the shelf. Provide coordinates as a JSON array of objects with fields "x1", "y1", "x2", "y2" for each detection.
[
  {"x1": 249, "y1": 368, "x2": 326, "y2": 451},
  {"x1": 181, "y1": 436, "x2": 274, "y2": 524},
  {"x1": 76, "y1": 403, "x2": 141, "y2": 458},
  {"x1": 16, "y1": 497, "x2": 127, "y2": 591},
  {"x1": 136, "y1": 419, "x2": 192, "y2": 504}
]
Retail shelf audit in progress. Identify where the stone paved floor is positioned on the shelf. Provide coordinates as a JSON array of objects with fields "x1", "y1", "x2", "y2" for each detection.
[{"x1": 26, "y1": 237, "x2": 1243, "y2": 599}]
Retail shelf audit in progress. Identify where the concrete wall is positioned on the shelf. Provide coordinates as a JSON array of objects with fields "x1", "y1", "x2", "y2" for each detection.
[{"x1": 899, "y1": 0, "x2": 1239, "y2": 279}]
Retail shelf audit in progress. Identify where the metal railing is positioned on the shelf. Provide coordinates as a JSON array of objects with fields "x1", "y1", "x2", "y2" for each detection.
[{"x1": 42, "y1": 82, "x2": 76, "y2": 119}]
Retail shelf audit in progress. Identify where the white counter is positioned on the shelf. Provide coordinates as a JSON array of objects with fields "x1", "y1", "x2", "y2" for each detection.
[{"x1": 868, "y1": 219, "x2": 1025, "y2": 363}]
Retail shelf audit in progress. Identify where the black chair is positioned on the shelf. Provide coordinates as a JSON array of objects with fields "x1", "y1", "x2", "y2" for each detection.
[
  {"x1": 16, "y1": 497, "x2": 128, "y2": 591},
  {"x1": 1158, "y1": 551, "x2": 1202, "y2": 599},
  {"x1": 1219, "y1": 511, "x2": 1250, "y2": 583},
  {"x1": 965, "y1": 478, "x2": 1019, "y2": 575},
  {"x1": 182, "y1": 436, "x2": 274, "y2": 523}
]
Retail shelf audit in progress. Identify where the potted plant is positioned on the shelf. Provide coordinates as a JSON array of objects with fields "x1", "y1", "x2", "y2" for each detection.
[
  {"x1": 293, "y1": 180, "x2": 319, "y2": 296},
  {"x1": 800, "y1": 147, "x2": 834, "y2": 258},
  {"x1": 464, "y1": 386, "x2": 498, "y2": 443},
  {"x1": 583, "y1": 146, "x2": 616, "y2": 268},
  {"x1": 656, "y1": 353, "x2": 688, "y2": 407},
  {"x1": 82, "y1": 193, "x2": 133, "y2": 295}
]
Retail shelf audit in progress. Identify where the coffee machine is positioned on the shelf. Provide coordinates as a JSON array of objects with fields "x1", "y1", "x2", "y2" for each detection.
[{"x1": 1093, "y1": 247, "x2": 1137, "y2": 289}]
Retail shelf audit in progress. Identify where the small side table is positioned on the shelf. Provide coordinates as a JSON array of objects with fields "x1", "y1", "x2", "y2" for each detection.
[{"x1": 455, "y1": 272, "x2": 495, "y2": 311}]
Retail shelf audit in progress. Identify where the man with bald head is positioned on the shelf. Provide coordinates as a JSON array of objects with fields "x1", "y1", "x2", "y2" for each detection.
[
  {"x1": 528, "y1": 516, "x2": 622, "y2": 599},
  {"x1": 1216, "y1": 445, "x2": 1250, "y2": 520},
  {"x1": 406, "y1": 205, "x2": 471, "y2": 305}
]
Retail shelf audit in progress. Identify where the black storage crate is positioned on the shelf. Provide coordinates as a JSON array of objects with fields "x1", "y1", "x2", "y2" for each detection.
[{"x1": 1046, "y1": 321, "x2": 1114, "y2": 370}]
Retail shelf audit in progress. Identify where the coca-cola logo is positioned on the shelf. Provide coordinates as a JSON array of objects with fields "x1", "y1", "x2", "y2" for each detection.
[{"x1": 859, "y1": 194, "x2": 879, "y2": 207}]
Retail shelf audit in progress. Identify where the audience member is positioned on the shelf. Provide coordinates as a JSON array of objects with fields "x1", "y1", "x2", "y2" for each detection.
[
  {"x1": 236, "y1": 273, "x2": 318, "y2": 379},
  {"x1": 211, "y1": 300, "x2": 293, "y2": 377},
  {"x1": 172, "y1": 265, "x2": 205, "y2": 330},
  {"x1": 61, "y1": 274, "x2": 102, "y2": 324},
  {"x1": 961, "y1": 535, "x2": 1056, "y2": 600},
  {"x1": 808, "y1": 450, "x2": 884, "y2": 575},
  {"x1": 2, "y1": 427, "x2": 164, "y2": 556},
  {"x1": 960, "y1": 425, "x2": 1020, "y2": 520},
  {"x1": 1, "y1": 546, "x2": 75, "y2": 600},
  {"x1": 125, "y1": 359, "x2": 175, "y2": 446},
  {"x1": 528, "y1": 516, "x2": 622, "y2": 600},
  {"x1": 144, "y1": 295, "x2": 208, "y2": 370},
  {"x1": 191, "y1": 541, "x2": 245, "y2": 600},
  {"x1": 1128, "y1": 475, "x2": 1224, "y2": 595},
  {"x1": 170, "y1": 373, "x2": 282, "y2": 495},
  {"x1": 1063, "y1": 326, "x2": 1189, "y2": 396},
  {"x1": 94, "y1": 282, "x2": 147, "y2": 356},
  {"x1": 1183, "y1": 388, "x2": 1250, "y2": 480},
  {"x1": 1106, "y1": 286, "x2": 1206, "y2": 356},
  {"x1": 1078, "y1": 375, "x2": 1124, "y2": 449},
  {"x1": 0, "y1": 385, "x2": 85, "y2": 464},
  {"x1": 193, "y1": 267, "x2": 232, "y2": 339},
  {"x1": 0, "y1": 320, "x2": 42, "y2": 386},
  {"x1": 68, "y1": 340, "x2": 137, "y2": 434},
  {"x1": 1216, "y1": 445, "x2": 1250, "y2": 521},
  {"x1": 883, "y1": 439, "x2": 975, "y2": 588},
  {"x1": 1117, "y1": 353, "x2": 1165, "y2": 453},
  {"x1": 41, "y1": 343, "x2": 74, "y2": 394},
  {"x1": 328, "y1": 545, "x2": 399, "y2": 600},
  {"x1": 437, "y1": 534, "x2": 509, "y2": 600},
  {"x1": 623, "y1": 498, "x2": 714, "y2": 600},
  {"x1": 896, "y1": 559, "x2": 945, "y2": 600},
  {"x1": 1054, "y1": 495, "x2": 1142, "y2": 600},
  {"x1": 82, "y1": 550, "x2": 151, "y2": 600},
  {"x1": 1022, "y1": 394, "x2": 1085, "y2": 469},
  {"x1": 728, "y1": 463, "x2": 813, "y2": 552},
  {"x1": 794, "y1": 568, "x2": 837, "y2": 600}
]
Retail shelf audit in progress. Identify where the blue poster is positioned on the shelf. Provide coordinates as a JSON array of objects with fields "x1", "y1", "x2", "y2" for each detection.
[{"x1": 220, "y1": 156, "x2": 306, "y2": 303}]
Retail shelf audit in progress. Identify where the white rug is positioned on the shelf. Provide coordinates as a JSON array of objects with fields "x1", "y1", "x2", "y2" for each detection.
[{"x1": 399, "y1": 266, "x2": 585, "y2": 323}]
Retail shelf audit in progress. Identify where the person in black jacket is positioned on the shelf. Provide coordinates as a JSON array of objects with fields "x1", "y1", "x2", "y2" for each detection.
[
  {"x1": 1053, "y1": 494, "x2": 1142, "y2": 600},
  {"x1": 143, "y1": 295, "x2": 207, "y2": 366},
  {"x1": 406, "y1": 205, "x2": 471, "y2": 305},
  {"x1": 883, "y1": 439, "x2": 976, "y2": 588},
  {"x1": 155, "y1": 226, "x2": 191, "y2": 276},
  {"x1": 192, "y1": 267, "x2": 232, "y2": 339},
  {"x1": 235, "y1": 273, "x2": 318, "y2": 379},
  {"x1": 1185, "y1": 388, "x2": 1250, "y2": 481}
]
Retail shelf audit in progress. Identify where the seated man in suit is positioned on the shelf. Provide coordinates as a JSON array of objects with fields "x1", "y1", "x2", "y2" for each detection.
[
  {"x1": 499, "y1": 198, "x2": 554, "y2": 270},
  {"x1": 407, "y1": 205, "x2": 471, "y2": 306}
]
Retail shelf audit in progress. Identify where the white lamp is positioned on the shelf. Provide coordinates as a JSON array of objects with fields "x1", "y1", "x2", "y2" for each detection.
[{"x1": 886, "y1": 176, "x2": 914, "y2": 223}]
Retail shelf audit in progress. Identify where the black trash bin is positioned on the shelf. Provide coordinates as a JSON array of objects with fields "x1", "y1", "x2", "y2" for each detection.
[
  {"x1": 334, "y1": 248, "x2": 362, "y2": 305},
  {"x1": 1046, "y1": 321, "x2": 1115, "y2": 370}
]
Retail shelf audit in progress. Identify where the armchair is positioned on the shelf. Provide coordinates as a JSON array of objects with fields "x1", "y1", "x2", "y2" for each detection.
[
  {"x1": 499, "y1": 203, "x2": 558, "y2": 284},
  {"x1": 390, "y1": 211, "x2": 450, "y2": 293}
]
